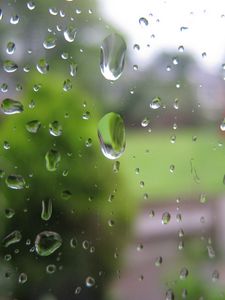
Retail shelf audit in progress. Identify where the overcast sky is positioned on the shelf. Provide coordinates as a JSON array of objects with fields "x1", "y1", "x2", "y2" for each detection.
[{"x1": 98, "y1": 0, "x2": 225, "y2": 71}]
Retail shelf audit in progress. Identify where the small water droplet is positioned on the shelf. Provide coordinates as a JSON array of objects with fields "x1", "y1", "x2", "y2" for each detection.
[
  {"x1": 113, "y1": 161, "x2": 120, "y2": 173},
  {"x1": 133, "y1": 44, "x2": 140, "y2": 51},
  {"x1": 70, "y1": 237, "x2": 77, "y2": 248},
  {"x1": 172, "y1": 57, "x2": 179, "y2": 65},
  {"x1": 63, "y1": 79, "x2": 72, "y2": 91},
  {"x1": 69, "y1": 60, "x2": 77, "y2": 77},
  {"x1": 75, "y1": 287, "x2": 82, "y2": 294},
  {"x1": 36, "y1": 58, "x2": 49, "y2": 74},
  {"x1": 162, "y1": 212, "x2": 170, "y2": 225},
  {"x1": 1, "y1": 83, "x2": 8, "y2": 92},
  {"x1": 139, "y1": 17, "x2": 148, "y2": 27},
  {"x1": 150, "y1": 97, "x2": 161, "y2": 109},
  {"x1": 45, "y1": 149, "x2": 61, "y2": 171},
  {"x1": 165, "y1": 289, "x2": 174, "y2": 300},
  {"x1": 64, "y1": 25, "x2": 77, "y2": 42},
  {"x1": 98, "y1": 112, "x2": 126, "y2": 159},
  {"x1": 180, "y1": 26, "x2": 188, "y2": 31},
  {"x1": 41, "y1": 198, "x2": 52, "y2": 221},
  {"x1": 155, "y1": 256, "x2": 162, "y2": 266},
  {"x1": 180, "y1": 267, "x2": 188, "y2": 279},
  {"x1": 178, "y1": 45, "x2": 184, "y2": 52},
  {"x1": 18, "y1": 272, "x2": 27, "y2": 284},
  {"x1": 35, "y1": 231, "x2": 62, "y2": 256},
  {"x1": 10, "y1": 15, "x2": 19, "y2": 25},
  {"x1": 61, "y1": 190, "x2": 72, "y2": 200},
  {"x1": 82, "y1": 111, "x2": 90, "y2": 120},
  {"x1": 207, "y1": 245, "x2": 215, "y2": 258},
  {"x1": 5, "y1": 208, "x2": 15, "y2": 219},
  {"x1": 3, "y1": 60, "x2": 18, "y2": 73},
  {"x1": 220, "y1": 119, "x2": 225, "y2": 131},
  {"x1": 169, "y1": 164, "x2": 175, "y2": 173},
  {"x1": 3, "y1": 141, "x2": 10, "y2": 150},
  {"x1": 43, "y1": 35, "x2": 56, "y2": 49},
  {"x1": 5, "y1": 174, "x2": 25, "y2": 189},
  {"x1": 212, "y1": 270, "x2": 219, "y2": 282},
  {"x1": 6, "y1": 41, "x2": 15, "y2": 54},
  {"x1": 86, "y1": 276, "x2": 95, "y2": 287},
  {"x1": 46, "y1": 264, "x2": 56, "y2": 274},
  {"x1": 3, "y1": 230, "x2": 22, "y2": 247},
  {"x1": 100, "y1": 33, "x2": 126, "y2": 81},
  {"x1": 49, "y1": 121, "x2": 62, "y2": 136},
  {"x1": 27, "y1": 1, "x2": 36, "y2": 10},
  {"x1": 82, "y1": 240, "x2": 89, "y2": 250},
  {"x1": 49, "y1": 7, "x2": 58, "y2": 15},
  {"x1": 26, "y1": 120, "x2": 41, "y2": 133},
  {"x1": 141, "y1": 117, "x2": 149, "y2": 127},
  {"x1": 173, "y1": 98, "x2": 179, "y2": 109},
  {"x1": 170, "y1": 135, "x2": 176, "y2": 144},
  {"x1": 200, "y1": 193, "x2": 207, "y2": 203}
]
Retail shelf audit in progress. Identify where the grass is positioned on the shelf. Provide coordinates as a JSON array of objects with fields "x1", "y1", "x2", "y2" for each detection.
[{"x1": 120, "y1": 127, "x2": 225, "y2": 202}]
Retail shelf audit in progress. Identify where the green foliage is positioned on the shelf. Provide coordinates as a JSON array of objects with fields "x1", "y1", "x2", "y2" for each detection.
[{"x1": 0, "y1": 73, "x2": 131, "y2": 299}]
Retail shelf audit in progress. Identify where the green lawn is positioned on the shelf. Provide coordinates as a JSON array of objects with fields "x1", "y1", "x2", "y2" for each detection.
[{"x1": 120, "y1": 127, "x2": 225, "y2": 202}]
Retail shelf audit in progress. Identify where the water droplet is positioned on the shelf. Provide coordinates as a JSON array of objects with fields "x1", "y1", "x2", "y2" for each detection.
[
  {"x1": 10, "y1": 15, "x2": 19, "y2": 25},
  {"x1": 4, "y1": 254, "x2": 12, "y2": 261},
  {"x1": 173, "y1": 98, "x2": 179, "y2": 109},
  {"x1": 3, "y1": 141, "x2": 10, "y2": 150},
  {"x1": 207, "y1": 245, "x2": 215, "y2": 258},
  {"x1": 200, "y1": 193, "x2": 207, "y2": 203},
  {"x1": 3, "y1": 230, "x2": 22, "y2": 247},
  {"x1": 178, "y1": 228, "x2": 184, "y2": 237},
  {"x1": 1, "y1": 83, "x2": 8, "y2": 92},
  {"x1": 69, "y1": 60, "x2": 77, "y2": 77},
  {"x1": 27, "y1": 1, "x2": 36, "y2": 10},
  {"x1": 155, "y1": 256, "x2": 162, "y2": 266},
  {"x1": 43, "y1": 36, "x2": 56, "y2": 49},
  {"x1": 220, "y1": 119, "x2": 225, "y2": 131},
  {"x1": 75, "y1": 287, "x2": 82, "y2": 294},
  {"x1": 86, "y1": 276, "x2": 95, "y2": 288},
  {"x1": 162, "y1": 212, "x2": 170, "y2": 225},
  {"x1": 82, "y1": 240, "x2": 89, "y2": 250},
  {"x1": 170, "y1": 135, "x2": 176, "y2": 144},
  {"x1": 49, "y1": 7, "x2": 58, "y2": 15},
  {"x1": 46, "y1": 264, "x2": 56, "y2": 274},
  {"x1": 70, "y1": 237, "x2": 77, "y2": 248},
  {"x1": 149, "y1": 210, "x2": 155, "y2": 217},
  {"x1": 98, "y1": 112, "x2": 126, "y2": 159},
  {"x1": 0, "y1": 169, "x2": 5, "y2": 178},
  {"x1": 18, "y1": 272, "x2": 27, "y2": 284},
  {"x1": 113, "y1": 161, "x2": 120, "y2": 173},
  {"x1": 178, "y1": 240, "x2": 184, "y2": 250},
  {"x1": 45, "y1": 149, "x2": 61, "y2": 171},
  {"x1": 49, "y1": 121, "x2": 62, "y2": 136},
  {"x1": 26, "y1": 120, "x2": 41, "y2": 133},
  {"x1": 212, "y1": 270, "x2": 219, "y2": 282},
  {"x1": 82, "y1": 111, "x2": 90, "y2": 120},
  {"x1": 165, "y1": 289, "x2": 174, "y2": 300},
  {"x1": 3, "y1": 60, "x2": 18, "y2": 73},
  {"x1": 139, "y1": 17, "x2": 148, "y2": 26},
  {"x1": 63, "y1": 79, "x2": 72, "y2": 91},
  {"x1": 61, "y1": 190, "x2": 72, "y2": 200},
  {"x1": 64, "y1": 25, "x2": 77, "y2": 42},
  {"x1": 178, "y1": 45, "x2": 184, "y2": 52},
  {"x1": 150, "y1": 97, "x2": 161, "y2": 109},
  {"x1": 36, "y1": 58, "x2": 49, "y2": 74},
  {"x1": 5, "y1": 208, "x2": 15, "y2": 219},
  {"x1": 141, "y1": 117, "x2": 149, "y2": 127},
  {"x1": 180, "y1": 267, "x2": 188, "y2": 279},
  {"x1": 6, "y1": 174, "x2": 25, "y2": 190},
  {"x1": 169, "y1": 164, "x2": 175, "y2": 173},
  {"x1": 202, "y1": 52, "x2": 207, "y2": 58},
  {"x1": 133, "y1": 44, "x2": 140, "y2": 51},
  {"x1": 6, "y1": 41, "x2": 15, "y2": 54},
  {"x1": 0, "y1": 9, "x2": 3, "y2": 20},
  {"x1": 85, "y1": 138, "x2": 92, "y2": 147},
  {"x1": 180, "y1": 26, "x2": 188, "y2": 31},
  {"x1": 41, "y1": 198, "x2": 52, "y2": 221},
  {"x1": 166, "y1": 65, "x2": 171, "y2": 71},
  {"x1": 100, "y1": 33, "x2": 126, "y2": 81},
  {"x1": 35, "y1": 231, "x2": 62, "y2": 256},
  {"x1": 172, "y1": 57, "x2": 179, "y2": 65}
]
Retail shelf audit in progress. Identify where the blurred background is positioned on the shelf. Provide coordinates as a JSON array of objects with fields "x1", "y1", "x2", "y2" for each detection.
[{"x1": 0, "y1": 0, "x2": 225, "y2": 299}]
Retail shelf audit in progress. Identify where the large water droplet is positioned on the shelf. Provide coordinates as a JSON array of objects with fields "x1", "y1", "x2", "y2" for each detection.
[
  {"x1": 49, "y1": 121, "x2": 62, "y2": 136},
  {"x1": 45, "y1": 149, "x2": 61, "y2": 171},
  {"x1": 26, "y1": 120, "x2": 41, "y2": 133},
  {"x1": 35, "y1": 231, "x2": 62, "y2": 256},
  {"x1": 64, "y1": 25, "x2": 77, "y2": 42},
  {"x1": 41, "y1": 198, "x2": 52, "y2": 221},
  {"x1": 5, "y1": 174, "x2": 25, "y2": 189},
  {"x1": 43, "y1": 35, "x2": 56, "y2": 49},
  {"x1": 3, "y1": 60, "x2": 18, "y2": 73},
  {"x1": 36, "y1": 58, "x2": 49, "y2": 74},
  {"x1": 97, "y1": 112, "x2": 126, "y2": 159},
  {"x1": 3, "y1": 230, "x2": 22, "y2": 247},
  {"x1": 100, "y1": 33, "x2": 126, "y2": 81},
  {"x1": 6, "y1": 41, "x2": 16, "y2": 54}
]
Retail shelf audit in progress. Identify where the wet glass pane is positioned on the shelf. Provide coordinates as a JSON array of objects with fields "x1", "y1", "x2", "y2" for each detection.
[{"x1": 0, "y1": 0, "x2": 225, "y2": 299}]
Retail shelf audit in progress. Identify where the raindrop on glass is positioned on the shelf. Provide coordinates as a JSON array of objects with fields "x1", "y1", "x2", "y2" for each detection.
[
  {"x1": 49, "y1": 121, "x2": 62, "y2": 136},
  {"x1": 5, "y1": 174, "x2": 25, "y2": 190},
  {"x1": 10, "y1": 15, "x2": 19, "y2": 24},
  {"x1": 162, "y1": 212, "x2": 171, "y2": 225},
  {"x1": 141, "y1": 117, "x2": 149, "y2": 127},
  {"x1": 3, "y1": 60, "x2": 18, "y2": 73},
  {"x1": 64, "y1": 25, "x2": 77, "y2": 42},
  {"x1": 86, "y1": 276, "x2": 95, "y2": 288},
  {"x1": 45, "y1": 149, "x2": 61, "y2": 171},
  {"x1": 43, "y1": 36, "x2": 56, "y2": 49},
  {"x1": 41, "y1": 198, "x2": 52, "y2": 221},
  {"x1": 5, "y1": 208, "x2": 15, "y2": 219},
  {"x1": 139, "y1": 17, "x2": 148, "y2": 26},
  {"x1": 46, "y1": 264, "x2": 56, "y2": 274},
  {"x1": 3, "y1": 230, "x2": 22, "y2": 247},
  {"x1": 150, "y1": 97, "x2": 161, "y2": 109},
  {"x1": 6, "y1": 41, "x2": 15, "y2": 55},
  {"x1": 69, "y1": 61, "x2": 77, "y2": 77},
  {"x1": 220, "y1": 119, "x2": 225, "y2": 131},
  {"x1": 180, "y1": 267, "x2": 189, "y2": 280},
  {"x1": 26, "y1": 120, "x2": 41, "y2": 133},
  {"x1": 18, "y1": 273, "x2": 27, "y2": 284},
  {"x1": 155, "y1": 256, "x2": 163, "y2": 267},
  {"x1": 35, "y1": 231, "x2": 62, "y2": 256},
  {"x1": 63, "y1": 79, "x2": 72, "y2": 91},
  {"x1": 100, "y1": 33, "x2": 126, "y2": 81},
  {"x1": 97, "y1": 112, "x2": 126, "y2": 159},
  {"x1": 36, "y1": 58, "x2": 49, "y2": 74}
]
